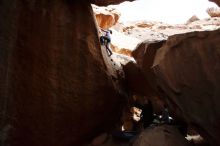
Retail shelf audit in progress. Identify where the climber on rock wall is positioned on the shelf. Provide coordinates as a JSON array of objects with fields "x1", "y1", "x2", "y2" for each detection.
[{"x1": 100, "y1": 28, "x2": 113, "y2": 56}]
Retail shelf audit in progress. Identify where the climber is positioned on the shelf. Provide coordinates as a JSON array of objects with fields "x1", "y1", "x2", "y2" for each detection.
[
  {"x1": 141, "y1": 99, "x2": 154, "y2": 128},
  {"x1": 100, "y1": 28, "x2": 113, "y2": 56}
]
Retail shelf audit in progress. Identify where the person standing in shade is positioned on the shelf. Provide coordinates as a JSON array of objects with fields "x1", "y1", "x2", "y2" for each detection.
[
  {"x1": 134, "y1": 98, "x2": 154, "y2": 129},
  {"x1": 161, "y1": 105, "x2": 171, "y2": 124},
  {"x1": 141, "y1": 99, "x2": 154, "y2": 128}
]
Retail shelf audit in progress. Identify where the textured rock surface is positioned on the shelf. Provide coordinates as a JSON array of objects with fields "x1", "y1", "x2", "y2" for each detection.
[
  {"x1": 0, "y1": 0, "x2": 124, "y2": 146},
  {"x1": 207, "y1": 7, "x2": 220, "y2": 17},
  {"x1": 93, "y1": 5, "x2": 120, "y2": 29},
  {"x1": 109, "y1": 17, "x2": 220, "y2": 56},
  {"x1": 90, "y1": 0, "x2": 135, "y2": 6},
  {"x1": 130, "y1": 29, "x2": 220, "y2": 146},
  {"x1": 187, "y1": 15, "x2": 200, "y2": 23},
  {"x1": 153, "y1": 30, "x2": 220, "y2": 146},
  {"x1": 132, "y1": 125, "x2": 192, "y2": 146},
  {"x1": 129, "y1": 40, "x2": 167, "y2": 112},
  {"x1": 133, "y1": 40, "x2": 166, "y2": 95}
]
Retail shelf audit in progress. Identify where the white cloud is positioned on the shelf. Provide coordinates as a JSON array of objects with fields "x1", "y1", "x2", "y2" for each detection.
[{"x1": 110, "y1": 0, "x2": 218, "y2": 24}]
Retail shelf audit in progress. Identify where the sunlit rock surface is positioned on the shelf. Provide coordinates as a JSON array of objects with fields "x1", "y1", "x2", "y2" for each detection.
[
  {"x1": 108, "y1": 17, "x2": 220, "y2": 56},
  {"x1": 187, "y1": 15, "x2": 200, "y2": 23},
  {"x1": 93, "y1": 5, "x2": 121, "y2": 29},
  {"x1": 0, "y1": 1, "x2": 124, "y2": 145},
  {"x1": 207, "y1": 7, "x2": 220, "y2": 17}
]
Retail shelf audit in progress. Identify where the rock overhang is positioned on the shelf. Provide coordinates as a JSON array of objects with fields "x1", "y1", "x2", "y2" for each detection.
[{"x1": 90, "y1": 0, "x2": 135, "y2": 6}]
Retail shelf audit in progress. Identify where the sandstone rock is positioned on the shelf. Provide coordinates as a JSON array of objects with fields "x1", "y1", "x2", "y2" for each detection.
[
  {"x1": 130, "y1": 40, "x2": 167, "y2": 113},
  {"x1": 0, "y1": 0, "x2": 124, "y2": 146},
  {"x1": 207, "y1": 7, "x2": 220, "y2": 17},
  {"x1": 129, "y1": 29, "x2": 220, "y2": 146},
  {"x1": 153, "y1": 30, "x2": 220, "y2": 146},
  {"x1": 132, "y1": 40, "x2": 166, "y2": 69},
  {"x1": 187, "y1": 15, "x2": 200, "y2": 23},
  {"x1": 111, "y1": 53, "x2": 135, "y2": 65},
  {"x1": 123, "y1": 62, "x2": 149, "y2": 96},
  {"x1": 110, "y1": 29, "x2": 141, "y2": 56},
  {"x1": 107, "y1": 17, "x2": 220, "y2": 57},
  {"x1": 135, "y1": 22, "x2": 154, "y2": 28},
  {"x1": 132, "y1": 125, "x2": 192, "y2": 146},
  {"x1": 129, "y1": 40, "x2": 165, "y2": 96},
  {"x1": 93, "y1": 5, "x2": 121, "y2": 29}
]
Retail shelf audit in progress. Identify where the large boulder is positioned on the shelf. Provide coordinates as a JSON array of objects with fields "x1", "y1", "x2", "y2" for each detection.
[
  {"x1": 0, "y1": 0, "x2": 124, "y2": 146},
  {"x1": 132, "y1": 125, "x2": 192, "y2": 146},
  {"x1": 128, "y1": 40, "x2": 166, "y2": 112},
  {"x1": 153, "y1": 30, "x2": 220, "y2": 146},
  {"x1": 207, "y1": 7, "x2": 220, "y2": 17},
  {"x1": 186, "y1": 15, "x2": 200, "y2": 23},
  {"x1": 130, "y1": 29, "x2": 220, "y2": 146}
]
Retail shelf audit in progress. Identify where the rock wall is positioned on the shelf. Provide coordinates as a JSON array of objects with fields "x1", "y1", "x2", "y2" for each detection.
[
  {"x1": 207, "y1": 7, "x2": 220, "y2": 17},
  {"x1": 0, "y1": 0, "x2": 124, "y2": 146},
  {"x1": 129, "y1": 29, "x2": 220, "y2": 146},
  {"x1": 93, "y1": 5, "x2": 120, "y2": 29},
  {"x1": 152, "y1": 30, "x2": 220, "y2": 146}
]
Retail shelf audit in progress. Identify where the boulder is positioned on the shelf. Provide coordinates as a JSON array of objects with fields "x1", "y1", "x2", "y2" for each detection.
[
  {"x1": 132, "y1": 125, "x2": 192, "y2": 146},
  {"x1": 207, "y1": 7, "x2": 220, "y2": 17},
  {"x1": 187, "y1": 15, "x2": 200, "y2": 23},
  {"x1": 129, "y1": 40, "x2": 167, "y2": 113},
  {"x1": 0, "y1": 0, "x2": 124, "y2": 146},
  {"x1": 153, "y1": 30, "x2": 220, "y2": 146},
  {"x1": 130, "y1": 29, "x2": 220, "y2": 146}
]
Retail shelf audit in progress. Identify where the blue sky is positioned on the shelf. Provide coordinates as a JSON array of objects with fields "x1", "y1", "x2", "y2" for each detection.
[{"x1": 110, "y1": 0, "x2": 218, "y2": 24}]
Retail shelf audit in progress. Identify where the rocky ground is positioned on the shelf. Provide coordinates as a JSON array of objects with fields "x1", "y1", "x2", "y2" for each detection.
[
  {"x1": 87, "y1": 125, "x2": 209, "y2": 146},
  {"x1": 110, "y1": 17, "x2": 220, "y2": 56}
]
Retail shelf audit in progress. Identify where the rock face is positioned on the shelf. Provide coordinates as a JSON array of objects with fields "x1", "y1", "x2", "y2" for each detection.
[
  {"x1": 0, "y1": 0, "x2": 124, "y2": 146},
  {"x1": 187, "y1": 15, "x2": 200, "y2": 23},
  {"x1": 90, "y1": 0, "x2": 135, "y2": 6},
  {"x1": 132, "y1": 125, "x2": 192, "y2": 146},
  {"x1": 93, "y1": 5, "x2": 121, "y2": 29},
  {"x1": 130, "y1": 29, "x2": 220, "y2": 146},
  {"x1": 129, "y1": 40, "x2": 166, "y2": 97},
  {"x1": 207, "y1": 7, "x2": 220, "y2": 17},
  {"x1": 152, "y1": 30, "x2": 220, "y2": 146},
  {"x1": 128, "y1": 40, "x2": 167, "y2": 112},
  {"x1": 109, "y1": 17, "x2": 220, "y2": 56}
]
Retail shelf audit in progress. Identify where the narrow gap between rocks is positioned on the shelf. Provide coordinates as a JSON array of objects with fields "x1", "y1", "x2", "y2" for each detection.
[{"x1": 89, "y1": 1, "x2": 220, "y2": 146}]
